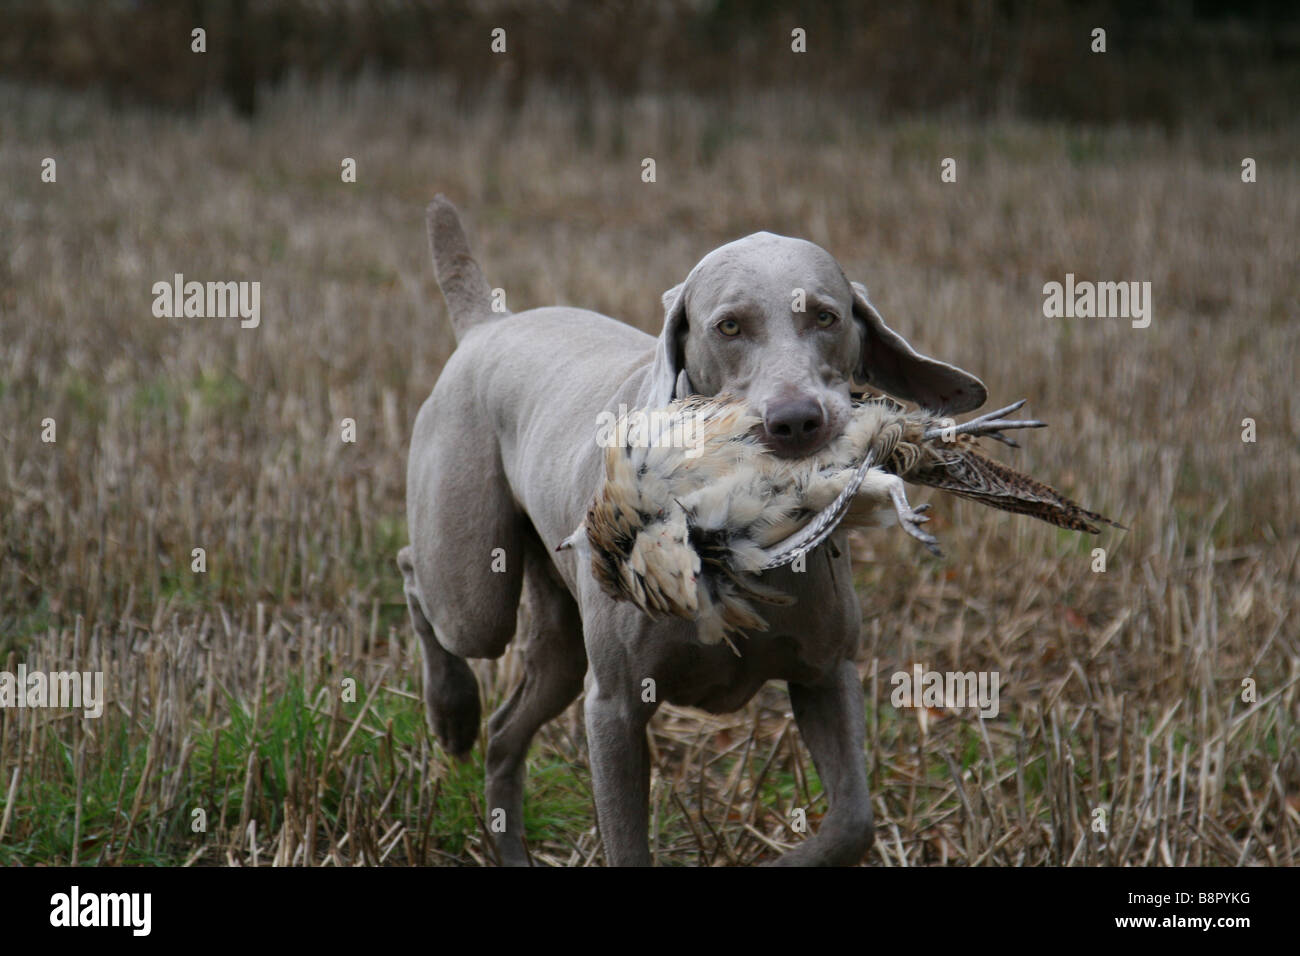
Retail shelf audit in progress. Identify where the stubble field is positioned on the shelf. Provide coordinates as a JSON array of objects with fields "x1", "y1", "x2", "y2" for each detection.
[{"x1": 1, "y1": 76, "x2": 1296, "y2": 865}]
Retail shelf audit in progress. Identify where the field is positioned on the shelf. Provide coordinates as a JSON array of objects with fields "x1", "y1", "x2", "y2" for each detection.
[{"x1": 1, "y1": 75, "x2": 1297, "y2": 865}]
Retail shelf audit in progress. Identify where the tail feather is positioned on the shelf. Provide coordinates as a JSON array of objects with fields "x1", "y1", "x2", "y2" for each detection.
[
  {"x1": 910, "y1": 447, "x2": 1126, "y2": 534},
  {"x1": 426, "y1": 195, "x2": 501, "y2": 339}
]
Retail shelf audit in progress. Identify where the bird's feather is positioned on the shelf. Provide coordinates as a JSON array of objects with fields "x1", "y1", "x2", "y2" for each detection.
[
  {"x1": 560, "y1": 395, "x2": 1123, "y2": 647},
  {"x1": 903, "y1": 445, "x2": 1125, "y2": 534}
]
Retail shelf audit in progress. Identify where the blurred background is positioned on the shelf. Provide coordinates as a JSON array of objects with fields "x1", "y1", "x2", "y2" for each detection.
[
  {"x1": 6, "y1": 0, "x2": 1300, "y2": 127},
  {"x1": 1, "y1": 1, "x2": 1297, "y2": 867}
]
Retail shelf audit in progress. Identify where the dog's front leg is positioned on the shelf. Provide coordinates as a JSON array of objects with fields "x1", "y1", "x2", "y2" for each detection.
[
  {"x1": 766, "y1": 658, "x2": 874, "y2": 866},
  {"x1": 585, "y1": 681, "x2": 655, "y2": 866}
]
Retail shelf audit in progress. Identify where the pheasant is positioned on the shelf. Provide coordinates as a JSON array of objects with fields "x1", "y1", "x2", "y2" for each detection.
[{"x1": 558, "y1": 395, "x2": 1123, "y2": 648}]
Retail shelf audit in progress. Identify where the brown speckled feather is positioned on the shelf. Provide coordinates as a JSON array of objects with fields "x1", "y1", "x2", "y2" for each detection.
[
  {"x1": 900, "y1": 442, "x2": 1125, "y2": 533},
  {"x1": 876, "y1": 416, "x2": 1126, "y2": 534}
]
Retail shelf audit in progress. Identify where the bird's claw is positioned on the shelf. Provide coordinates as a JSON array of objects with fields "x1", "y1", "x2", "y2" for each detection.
[
  {"x1": 922, "y1": 399, "x2": 1047, "y2": 444},
  {"x1": 901, "y1": 512, "x2": 942, "y2": 555},
  {"x1": 887, "y1": 477, "x2": 943, "y2": 556}
]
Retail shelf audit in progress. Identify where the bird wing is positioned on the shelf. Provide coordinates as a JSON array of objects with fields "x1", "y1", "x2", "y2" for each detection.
[{"x1": 755, "y1": 449, "x2": 878, "y2": 569}]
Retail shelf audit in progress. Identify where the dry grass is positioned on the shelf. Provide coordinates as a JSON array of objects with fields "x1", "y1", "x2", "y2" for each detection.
[{"x1": 1, "y1": 75, "x2": 1297, "y2": 865}]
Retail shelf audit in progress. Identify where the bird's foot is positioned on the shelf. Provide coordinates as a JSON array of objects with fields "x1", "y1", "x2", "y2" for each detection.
[
  {"x1": 922, "y1": 398, "x2": 1047, "y2": 448},
  {"x1": 887, "y1": 475, "x2": 942, "y2": 556}
]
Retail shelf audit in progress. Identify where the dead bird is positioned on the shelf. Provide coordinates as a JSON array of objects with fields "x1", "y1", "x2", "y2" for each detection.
[{"x1": 559, "y1": 395, "x2": 1123, "y2": 646}]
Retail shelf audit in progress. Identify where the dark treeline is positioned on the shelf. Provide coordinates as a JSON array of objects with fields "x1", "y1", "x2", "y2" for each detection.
[{"x1": 3, "y1": 0, "x2": 1298, "y2": 127}]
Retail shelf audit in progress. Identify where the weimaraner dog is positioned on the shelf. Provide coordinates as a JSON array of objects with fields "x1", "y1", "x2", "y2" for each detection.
[{"x1": 399, "y1": 196, "x2": 987, "y2": 866}]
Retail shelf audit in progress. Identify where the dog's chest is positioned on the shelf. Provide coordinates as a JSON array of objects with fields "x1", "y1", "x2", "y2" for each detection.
[{"x1": 652, "y1": 616, "x2": 860, "y2": 713}]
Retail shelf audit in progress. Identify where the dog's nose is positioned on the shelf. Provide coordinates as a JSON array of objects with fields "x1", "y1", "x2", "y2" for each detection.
[{"x1": 762, "y1": 397, "x2": 829, "y2": 457}]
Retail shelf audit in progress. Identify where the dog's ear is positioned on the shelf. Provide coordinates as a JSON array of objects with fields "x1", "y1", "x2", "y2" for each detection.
[
  {"x1": 850, "y1": 282, "x2": 986, "y2": 414},
  {"x1": 648, "y1": 282, "x2": 691, "y2": 407}
]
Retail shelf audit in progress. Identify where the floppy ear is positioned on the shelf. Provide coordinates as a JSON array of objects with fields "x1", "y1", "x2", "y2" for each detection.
[
  {"x1": 851, "y1": 282, "x2": 986, "y2": 414},
  {"x1": 647, "y1": 282, "x2": 691, "y2": 407}
]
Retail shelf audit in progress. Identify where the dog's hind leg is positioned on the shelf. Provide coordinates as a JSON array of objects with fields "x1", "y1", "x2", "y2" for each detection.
[
  {"x1": 485, "y1": 538, "x2": 587, "y2": 866},
  {"x1": 398, "y1": 546, "x2": 482, "y2": 758}
]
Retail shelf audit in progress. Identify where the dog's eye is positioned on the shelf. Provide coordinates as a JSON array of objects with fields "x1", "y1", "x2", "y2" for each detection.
[
  {"x1": 815, "y1": 310, "x2": 838, "y2": 328},
  {"x1": 717, "y1": 318, "x2": 741, "y2": 337}
]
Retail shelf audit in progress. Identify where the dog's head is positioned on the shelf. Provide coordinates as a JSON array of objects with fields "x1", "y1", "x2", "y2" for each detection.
[{"x1": 649, "y1": 232, "x2": 986, "y2": 458}]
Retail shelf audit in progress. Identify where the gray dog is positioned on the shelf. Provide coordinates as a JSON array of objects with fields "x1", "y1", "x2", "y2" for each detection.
[{"x1": 398, "y1": 196, "x2": 987, "y2": 866}]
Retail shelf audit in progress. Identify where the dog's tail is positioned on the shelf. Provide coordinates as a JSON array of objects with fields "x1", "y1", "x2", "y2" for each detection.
[{"x1": 426, "y1": 195, "x2": 504, "y2": 340}]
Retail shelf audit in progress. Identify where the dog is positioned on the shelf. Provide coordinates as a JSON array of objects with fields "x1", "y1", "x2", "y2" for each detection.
[{"x1": 398, "y1": 196, "x2": 987, "y2": 866}]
